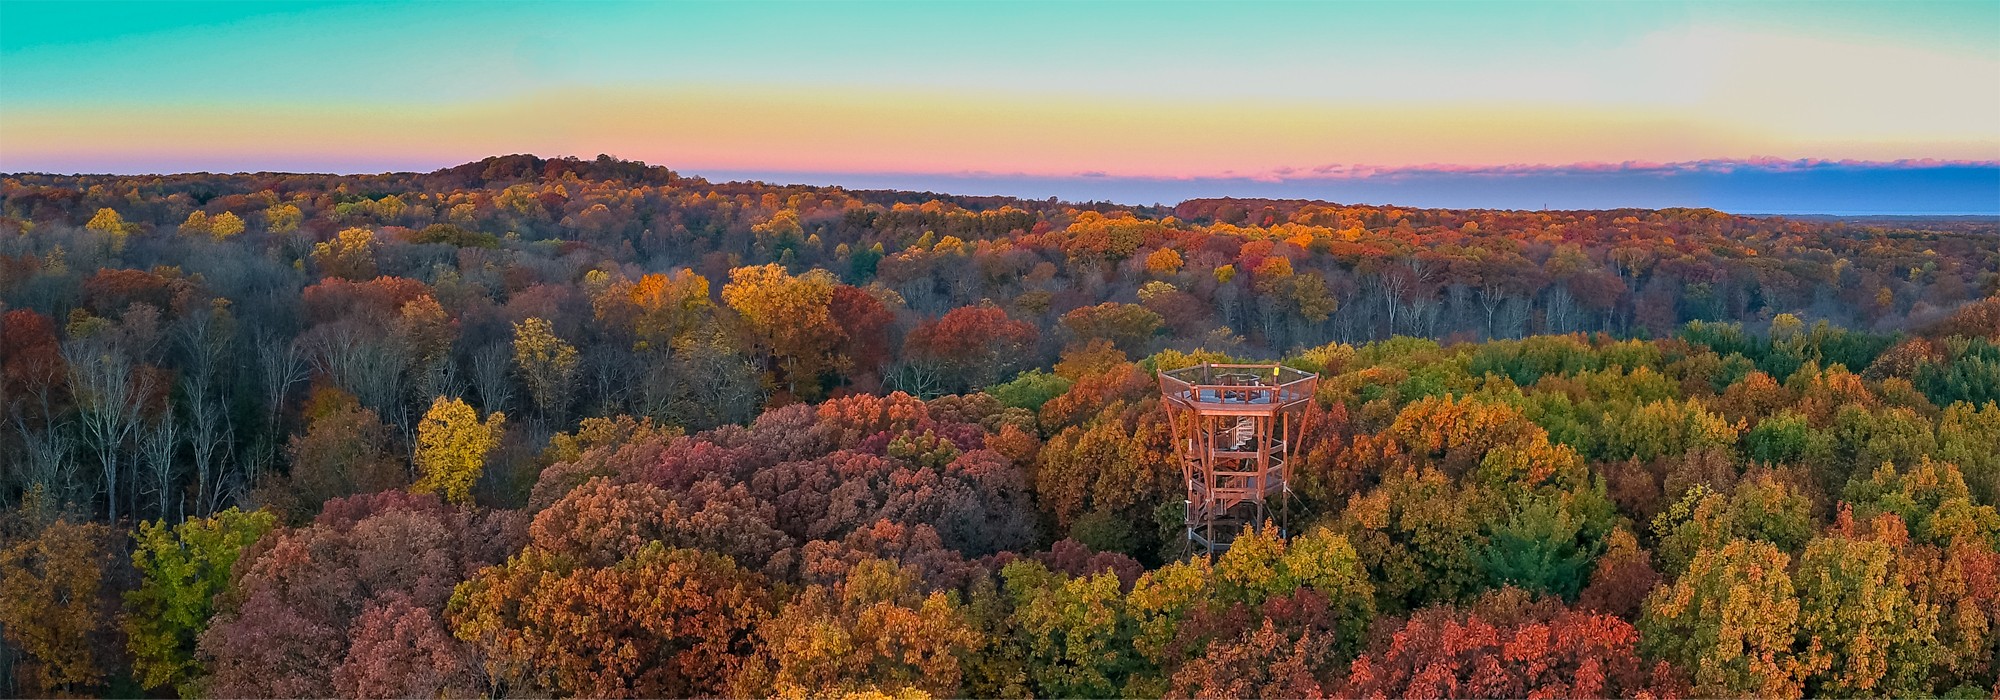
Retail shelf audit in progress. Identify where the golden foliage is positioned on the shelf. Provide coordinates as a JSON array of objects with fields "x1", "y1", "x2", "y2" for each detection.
[
  {"x1": 412, "y1": 396, "x2": 506, "y2": 504},
  {"x1": 512, "y1": 317, "x2": 579, "y2": 415}
]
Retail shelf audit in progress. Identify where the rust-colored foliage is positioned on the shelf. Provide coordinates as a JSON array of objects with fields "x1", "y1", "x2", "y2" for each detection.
[
  {"x1": 1344, "y1": 595, "x2": 1686, "y2": 699},
  {"x1": 829, "y1": 284, "x2": 895, "y2": 382},
  {"x1": 447, "y1": 544, "x2": 772, "y2": 698},
  {"x1": 905, "y1": 303, "x2": 1038, "y2": 389},
  {"x1": 1168, "y1": 618, "x2": 1327, "y2": 699},
  {"x1": 81, "y1": 267, "x2": 195, "y2": 317}
]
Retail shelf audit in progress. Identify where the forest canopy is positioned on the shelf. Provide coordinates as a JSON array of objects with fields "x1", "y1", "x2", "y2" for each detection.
[{"x1": 1, "y1": 155, "x2": 1997, "y2": 698}]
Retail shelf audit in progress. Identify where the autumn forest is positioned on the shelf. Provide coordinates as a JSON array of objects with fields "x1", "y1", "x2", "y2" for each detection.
[{"x1": 2, "y1": 154, "x2": 1999, "y2": 699}]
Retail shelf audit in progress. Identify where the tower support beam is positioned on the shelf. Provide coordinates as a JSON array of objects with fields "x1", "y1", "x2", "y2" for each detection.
[{"x1": 1159, "y1": 363, "x2": 1317, "y2": 558}]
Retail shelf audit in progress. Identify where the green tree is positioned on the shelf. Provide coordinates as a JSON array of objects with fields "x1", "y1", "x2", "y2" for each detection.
[
  {"x1": 986, "y1": 369, "x2": 1072, "y2": 413},
  {"x1": 1471, "y1": 436, "x2": 1618, "y2": 600},
  {"x1": 124, "y1": 508, "x2": 279, "y2": 696},
  {"x1": 1337, "y1": 467, "x2": 1486, "y2": 611},
  {"x1": 1213, "y1": 525, "x2": 1374, "y2": 636},
  {"x1": 1652, "y1": 475, "x2": 1816, "y2": 576},
  {"x1": 1479, "y1": 496, "x2": 1597, "y2": 599},
  {"x1": 1597, "y1": 397, "x2": 1739, "y2": 463},
  {"x1": 1745, "y1": 410, "x2": 1833, "y2": 465},
  {"x1": 1937, "y1": 401, "x2": 2000, "y2": 504},
  {"x1": 1126, "y1": 559, "x2": 1214, "y2": 683},
  {"x1": 1003, "y1": 560, "x2": 1136, "y2": 698},
  {"x1": 1844, "y1": 457, "x2": 2000, "y2": 547}
]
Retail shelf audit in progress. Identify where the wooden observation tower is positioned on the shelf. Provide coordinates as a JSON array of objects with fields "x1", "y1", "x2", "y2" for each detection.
[{"x1": 1159, "y1": 363, "x2": 1317, "y2": 557}]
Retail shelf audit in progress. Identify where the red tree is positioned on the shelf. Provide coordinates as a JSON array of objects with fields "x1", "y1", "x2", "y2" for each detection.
[
  {"x1": 905, "y1": 304, "x2": 1039, "y2": 392},
  {"x1": 1342, "y1": 597, "x2": 1686, "y2": 699}
]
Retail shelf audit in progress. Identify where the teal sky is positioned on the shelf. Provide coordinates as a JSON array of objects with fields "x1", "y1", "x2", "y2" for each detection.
[{"x1": 5, "y1": 1, "x2": 1996, "y2": 106}]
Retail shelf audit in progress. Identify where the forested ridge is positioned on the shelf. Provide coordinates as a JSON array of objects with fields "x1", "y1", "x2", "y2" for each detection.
[{"x1": 1, "y1": 154, "x2": 1998, "y2": 698}]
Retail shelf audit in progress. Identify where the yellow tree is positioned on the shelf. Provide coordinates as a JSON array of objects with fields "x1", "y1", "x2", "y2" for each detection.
[
  {"x1": 265, "y1": 203, "x2": 303, "y2": 234},
  {"x1": 312, "y1": 227, "x2": 378, "y2": 280},
  {"x1": 736, "y1": 558, "x2": 978, "y2": 698},
  {"x1": 721, "y1": 264, "x2": 842, "y2": 399},
  {"x1": 209, "y1": 211, "x2": 246, "y2": 240},
  {"x1": 412, "y1": 397, "x2": 506, "y2": 504},
  {"x1": 1640, "y1": 539, "x2": 1816, "y2": 698},
  {"x1": 512, "y1": 317, "x2": 579, "y2": 418},
  {"x1": 0, "y1": 519, "x2": 116, "y2": 696},
  {"x1": 594, "y1": 270, "x2": 712, "y2": 352},
  {"x1": 181, "y1": 211, "x2": 246, "y2": 241},
  {"x1": 1793, "y1": 533, "x2": 1938, "y2": 697},
  {"x1": 752, "y1": 208, "x2": 804, "y2": 248},
  {"x1": 180, "y1": 211, "x2": 213, "y2": 238},
  {"x1": 1291, "y1": 271, "x2": 1339, "y2": 323},
  {"x1": 86, "y1": 207, "x2": 134, "y2": 252}
]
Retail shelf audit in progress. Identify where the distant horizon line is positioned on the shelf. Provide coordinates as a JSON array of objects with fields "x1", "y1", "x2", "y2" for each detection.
[
  {"x1": 9, "y1": 154, "x2": 1997, "y2": 178},
  {"x1": 6, "y1": 155, "x2": 1997, "y2": 217}
]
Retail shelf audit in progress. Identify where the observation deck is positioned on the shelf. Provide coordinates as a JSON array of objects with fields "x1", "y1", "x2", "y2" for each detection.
[{"x1": 1159, "y1": 363, "x2": 1317, "y2": 556}]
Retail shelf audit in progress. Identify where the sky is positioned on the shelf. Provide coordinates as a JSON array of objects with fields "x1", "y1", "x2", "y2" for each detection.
[{"x1": 1, "y1": 0, "x2": 1997, "y2": 213}]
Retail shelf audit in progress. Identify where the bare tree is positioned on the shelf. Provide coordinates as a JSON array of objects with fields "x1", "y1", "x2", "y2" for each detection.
[
  {"x1": 1332, "y1": 303, "x2": 1362, "y2": 344},
  {"x1": 469, "y1": 343, "x2": 515, "y2": 416},
  {"x1": 885, "y1": 360, "x2": 946, "y2": 400},
  {"x1": 1478, "y1": 283, "x2": 1510, "y2": 340},
  {"x1": 306, "y1": 321, "x2": 413, "y2": 441},
  {"x1": 1392, "y1": 257, "x2": 1439, "y2": 336},
  {"x1": 10, "y1": 415, "x2": 77, "y2": 509},
  {"x1": 634, "y1": 361, "x2": 678, "y2": 424},
  {"x1": 3, "y1": 337, "x2": 77, "y2": 508},
  {"x1": 1545, "y1": 285, "x2": 1578, "y2": 334},
  {"x1": 1255, "y1": 293, "x2": 1287, "y2": 348},
  {"x1": 1501, "y1": 297, "x2": 1532, "y2": 339},
  {"x1": 139, "y1": 406, "x2": 180, "y2": 521},
  {"x1": 672, "y1": 329, "x2": 764, "y2": 429},
  {"x1": 1377, "y1": 267, "x2": 1408, "y2": 336},
  {"x1": 64, "y1": 335, "x2": 156, "y2": 522},
  {"x1": 1445, "y1": 283, "x2": 1473, "y2": 335},
  {"x1": 254, "y1": 332, "x2": 308, "y2": 488},
  {"x1": 176, "y1": 307, "x2": 234, "y2": 515},
  {"x1": 583, "y1": 345, "x2": 637, "y2": 421},
  {"x1": 413, "y1": 354, "x2": 463, "y2": 413},
  {"x1": 1212, "y1": 283, "x2": 1242, "y2": 337}
]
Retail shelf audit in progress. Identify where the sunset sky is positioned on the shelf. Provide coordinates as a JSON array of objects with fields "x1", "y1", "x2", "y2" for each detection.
[{"x1": 3, "y1": 0, "x2": 1997, "y2": 213}]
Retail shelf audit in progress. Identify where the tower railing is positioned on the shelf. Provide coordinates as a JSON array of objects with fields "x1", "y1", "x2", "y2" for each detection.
[{"x1": 1159, "y1": 363, "x2": 1317, "y2": 557}]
